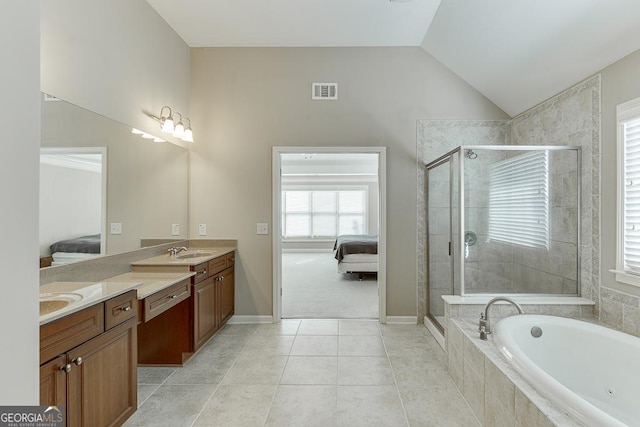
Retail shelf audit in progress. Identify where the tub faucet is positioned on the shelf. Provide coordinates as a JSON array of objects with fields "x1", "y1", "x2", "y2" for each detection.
[{"x1": 479, "y1": 297, "x2": 524, "y2": 340}]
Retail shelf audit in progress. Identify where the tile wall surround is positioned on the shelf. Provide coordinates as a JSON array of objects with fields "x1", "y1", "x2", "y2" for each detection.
[
  {"x1": 40, "y1": 239, "x2": 236, "y2": 285},
  {"x1": 446, "y1": 318, "x2": 580, "y2": 427},
  {"x1": 416, "y1": 75, "x2": 601, "y2": 323}
]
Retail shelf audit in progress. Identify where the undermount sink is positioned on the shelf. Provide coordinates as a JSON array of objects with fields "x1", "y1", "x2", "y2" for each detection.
[
  {"x1": 39, "y1": 292, "x2": 83, "y2": 315},
  {"x1": 175, "y1": 251, "x2": 213, "y2": 259}
]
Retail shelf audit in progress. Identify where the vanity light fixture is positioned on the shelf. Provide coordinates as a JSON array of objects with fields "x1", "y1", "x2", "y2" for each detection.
[
  {"x1": 150, "y1": 106, "x2": 195, "y2": 143},
  {"x1": 160, "y1": 106, "x2": 175, "y2": 134}
]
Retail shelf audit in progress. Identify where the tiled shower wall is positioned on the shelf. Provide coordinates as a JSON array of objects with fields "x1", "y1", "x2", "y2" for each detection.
[{"x1": 416, "y1": 75, "x2": 601, "y2": 321}]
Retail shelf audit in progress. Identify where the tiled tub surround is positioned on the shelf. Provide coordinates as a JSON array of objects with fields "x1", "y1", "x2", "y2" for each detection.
[
  {"x1": 417, "y1": 75, "x2": 601, "y2": 320},
  {"x1": 446, "y1": 317, "x2": 580, "y2": 427},
  {"x1": 439, "y1": 295, "x2": 595, "y2": 341}
]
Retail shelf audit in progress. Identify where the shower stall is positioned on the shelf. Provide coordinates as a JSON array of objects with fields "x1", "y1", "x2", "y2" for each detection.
[{"x1": 424, "y1": 145, "x2": 581, "y2": 331}]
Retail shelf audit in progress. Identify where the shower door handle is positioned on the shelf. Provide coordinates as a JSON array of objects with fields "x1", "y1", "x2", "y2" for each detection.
[{"x1": 448, "y1": 242, "x2": 451, "y2": 256}]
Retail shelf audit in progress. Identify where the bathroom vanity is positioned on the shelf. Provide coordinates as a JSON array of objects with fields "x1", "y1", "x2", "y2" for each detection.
[
  {"x1": 39, "y1": 282, "x2": 140, "y2": 427},
  {"x1": 130, "y1": 248, "x2": 236, "y2": 365}
]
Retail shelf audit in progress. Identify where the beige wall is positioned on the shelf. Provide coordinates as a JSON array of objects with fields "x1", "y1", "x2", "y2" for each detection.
[
  {"x1": 0, "y1": 0, "x2": 40, "y2": 403},
  {"x1": 40, "y1": 0, "x2": 190, "y2": 144},
  {"x1": 598, "y1": 49, "x2": 640, "y2": 335},
  {"x1": 189, "y1": 47, "x2": 508, "y2": 317},
  {"x1": 600, "y1": 49, "x2": 640, "y2": 298}
]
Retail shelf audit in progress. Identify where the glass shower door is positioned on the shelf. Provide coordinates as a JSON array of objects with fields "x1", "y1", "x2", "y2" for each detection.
[{"x1": 426, "y1": 157, "x2": 454, "y2": 332}]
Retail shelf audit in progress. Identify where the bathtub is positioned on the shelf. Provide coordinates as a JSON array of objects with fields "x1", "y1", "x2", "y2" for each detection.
[{"x1": 493, "y1": 315, "x2": 640, "y2": 427}]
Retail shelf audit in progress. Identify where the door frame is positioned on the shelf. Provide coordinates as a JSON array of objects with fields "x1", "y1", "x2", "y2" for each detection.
[{"x1": 272, "y1": 146, "x2": 387, "y2": 323}]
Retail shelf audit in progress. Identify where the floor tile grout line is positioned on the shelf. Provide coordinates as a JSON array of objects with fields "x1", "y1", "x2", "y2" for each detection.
[
  {"x1": 383, "y1": 339, "x2": 411, "y2": 427},
  {"x1": 189, "y1": 325, "x2": 260, "y2": 427}
]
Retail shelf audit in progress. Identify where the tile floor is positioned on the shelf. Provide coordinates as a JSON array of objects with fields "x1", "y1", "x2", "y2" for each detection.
[{"x1": 124, "y1": 320, "x2": 480, "y2": 427}]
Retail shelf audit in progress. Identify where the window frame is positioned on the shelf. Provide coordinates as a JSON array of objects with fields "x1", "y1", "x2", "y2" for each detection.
[
  {"x1": 281, "y1": 185, "x2": 368, "y2": 240},
  {"x1": 615, "y1": 96, "x2": 640, "y2": 287}
]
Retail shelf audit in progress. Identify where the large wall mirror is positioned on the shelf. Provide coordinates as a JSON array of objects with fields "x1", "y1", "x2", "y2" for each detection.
[{"x1": 40, "y1": 94, "x2": 188, "y2": 267}]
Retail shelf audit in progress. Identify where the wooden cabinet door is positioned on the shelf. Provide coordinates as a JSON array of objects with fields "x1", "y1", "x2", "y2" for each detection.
[
  {"x1": 217, "y1": 267, "x2": 235, "y2": 326},
  {"x1": 40, "y1": 354, "x2": 67, "y2": 410},
  {"x1": 194, "y1": 276, "x2": 218, "y2": 349},
  {"x1": 67, "y1": 318, "x2": 137, "y2": 427}
]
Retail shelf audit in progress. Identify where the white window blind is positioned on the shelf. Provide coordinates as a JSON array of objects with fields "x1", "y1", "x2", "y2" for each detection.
[
  {"x1": 623, "y1": 117, "x2": 640, "y2": 272},
  {"x1": 282, "y1": 189, "x2": 366, "y2": 238},
  {"x1": 488, "y1": 151, "x2": 550, "y2": 249}
]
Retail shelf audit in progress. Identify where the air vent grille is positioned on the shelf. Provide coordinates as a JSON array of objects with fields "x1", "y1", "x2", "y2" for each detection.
[{"x1": 312, "y1": 83, "x2": 338, "y2": 100}]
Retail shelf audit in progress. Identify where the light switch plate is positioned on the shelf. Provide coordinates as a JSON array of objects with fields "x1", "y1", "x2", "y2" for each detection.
[
  {"x1": 110, "y1": 223, "x2": 122, "y2": 235},
  {"x1": 199, "y1": 224, "x2": 207, "y2": 236},
  {"x1": 172, "y1": 224, "x2": 180, "y2": 236},
  {"x1": 257, "y1": 223, "x2": 269, "y2": 235}
]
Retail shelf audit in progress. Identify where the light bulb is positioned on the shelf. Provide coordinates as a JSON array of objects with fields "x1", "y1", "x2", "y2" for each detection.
[
  {"x1": 182, "y1": 128, "x2": 194, "y2": 143},
  {"x1": 142, "y1": 133, "x2": 154, "y2": 139},
  {"x1": 153, "y1": 137, "x2": 165, "y2": 143},
  {"x1": 131, "y1": 128, "x2": 143, "y2": 134},
  {"x1": 161, "y1": 117, "x2": 174, "y2": 134},
  {"x1": 173, "y1": 122, "x2": 185, "y2": 138}
]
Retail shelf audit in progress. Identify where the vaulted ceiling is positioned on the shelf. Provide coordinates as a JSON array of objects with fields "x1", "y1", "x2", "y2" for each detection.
[{"x1": 146, "y1": 0, "x2": 640, "y2": 117}]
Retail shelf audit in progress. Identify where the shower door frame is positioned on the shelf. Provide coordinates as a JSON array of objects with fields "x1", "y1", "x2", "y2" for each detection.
[
  {"x1": 426, "y1": 145, "x2": 582, "y2": 299},
  {"x1": 425, "y1": 153, "x2": 456, "y2": 333},
  {"x1": 457, "y1": 145, "x2": 582, "y2": 297}
]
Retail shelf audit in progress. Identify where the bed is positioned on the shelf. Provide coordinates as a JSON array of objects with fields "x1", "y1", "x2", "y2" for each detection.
[
  {"x1": 49, "y1": 234, "x2": 102, "y2": 266},
  {"x1": 333, "y1": 234, "x2": 378, "y2": 274}
]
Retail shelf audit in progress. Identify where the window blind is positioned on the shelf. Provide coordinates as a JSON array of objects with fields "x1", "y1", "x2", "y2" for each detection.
[
  {"x1": 282, "y1": 189, "x2": 366, "y2": 238},
  {"x1": 623, "y1": 117, "x2": 640, "y2": 272},
  {"x1": 488, "y1": 151, "x2": 550, "y2": 249}
]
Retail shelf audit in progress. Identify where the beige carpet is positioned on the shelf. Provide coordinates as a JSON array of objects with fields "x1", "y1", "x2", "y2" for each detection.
[{"x1": 282, "y1": 252, "x2": 378, "y2": 319}]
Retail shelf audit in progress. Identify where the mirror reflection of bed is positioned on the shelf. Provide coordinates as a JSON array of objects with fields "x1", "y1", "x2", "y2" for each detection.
[
  {"x1": 39, "y1": 149, "x2": 105, "y2": 267},
  {"x1": 280, "y1": 152, "x2": 380, "y2": 319}
]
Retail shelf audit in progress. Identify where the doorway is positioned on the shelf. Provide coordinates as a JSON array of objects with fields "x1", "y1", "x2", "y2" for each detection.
[{"x1": 273, "y1": 147, "x2": 387, "y2": 322}]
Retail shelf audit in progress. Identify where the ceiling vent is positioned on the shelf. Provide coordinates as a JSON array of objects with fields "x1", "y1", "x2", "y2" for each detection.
[{"x1": 312, "y1": 83, "x2": 338, "y2": 100}]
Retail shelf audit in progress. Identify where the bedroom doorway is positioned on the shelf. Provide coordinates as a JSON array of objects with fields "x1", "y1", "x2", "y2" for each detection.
[{"x1": 272, "y1": 147, "x2": 387, "y2": 322}]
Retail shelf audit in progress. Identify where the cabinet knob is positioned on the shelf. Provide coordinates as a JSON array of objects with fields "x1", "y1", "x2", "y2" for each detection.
[
  {"x1": 60, "y1": 364, "x2": 72, "y2": 373},
  {"x1": 170, "y1": 294, "x2": 178, "y2": 299},
  {"x1": 121, "y1": 306, "x2": 131, "y2": 312},
  {"x1": 198, "y1": 269, "x2": 207, "y2": 276},
  {"x1": 229, "y1": 258, "x2": 235, "y2": 262},
  {"x1": 73, "y1": 357, "x2": 83, "y2": 366}
]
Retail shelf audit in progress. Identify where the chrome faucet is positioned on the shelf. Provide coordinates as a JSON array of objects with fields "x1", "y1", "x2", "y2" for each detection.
[
  {"x1": 479, "y1": 297, "x2": 524, "y2": 340},
  {"x1": 168, "y1": 246, "x2": 188, "y2": 256}
]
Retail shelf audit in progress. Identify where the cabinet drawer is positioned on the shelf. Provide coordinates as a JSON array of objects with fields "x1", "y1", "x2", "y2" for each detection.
[
  {"x1": 105, "y1": 290, "x2": 137, "y2": 330},
  {"x1": 226, "y1": 251, "x2": 235, "y2": 268},
  {"x1": 191, "y1": 262, "x2": 209, "y2": 284},
  {"x1": 209, "y1": 256, "x2": 227, "y2": 276},
  {"x1": 142, "y1": 279, "x2": 191, "y2": 322},
  {"x1": 40, "y1": 303, "x2": 104, "y2": 364}
]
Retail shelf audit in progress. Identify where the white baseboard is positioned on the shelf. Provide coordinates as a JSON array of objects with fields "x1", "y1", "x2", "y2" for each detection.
[
  {"x1": 385, "y1": 316, "x2": 417, "y2": 324},
  {"x1": 424, "y1": 316, "x2": 446, "y2": 350},
  {"x1": 227, "y1": 315, "x2": 273, "y2": 324}
]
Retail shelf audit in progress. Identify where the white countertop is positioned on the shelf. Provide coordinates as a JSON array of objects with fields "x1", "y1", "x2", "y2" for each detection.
[
  {"x1": 130, "y1": 247, "x2": 235, "y2": 267},
  {"x1": 103, "y1": 271, "x2": 195, "y2": 299},
  {"x1": 39, "y1": 281, "x2": 142, "y2": 325}
]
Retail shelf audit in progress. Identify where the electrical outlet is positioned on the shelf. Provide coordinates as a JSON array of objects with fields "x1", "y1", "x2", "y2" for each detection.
[
  {"x1": 172, "y1": 224, "x2": 180, "y2": 236},
  {"x1": 257, "y1": 223, "x2": 269, "y2": 235},
  {"x1": 110, "y1": 223, "x2": 122, "y2": 235},
  {"x1": 198, "y1": 224, "x2": 207, "y2": 236}
]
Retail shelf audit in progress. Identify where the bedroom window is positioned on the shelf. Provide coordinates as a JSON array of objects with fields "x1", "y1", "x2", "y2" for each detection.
[
  {"x1": 615, "y1": 97, "x2": 640, "y2": 287},
  {"x1": 487, "y1": 150, "x2": 550, "y2": 250},
  {"x1": 282, "y1": 189, "x2": 366, "y2": 238}
]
